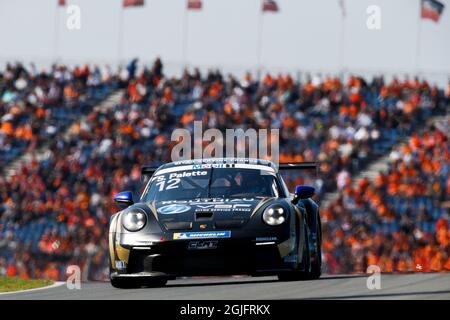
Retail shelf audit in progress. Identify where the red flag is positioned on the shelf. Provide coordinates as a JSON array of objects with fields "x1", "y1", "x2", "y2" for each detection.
[
  {"x1": 58, "y1": 0, "x2": 66, "y2": 6},
  {"x1": 187, "y1": 0, "x2": 202, "y2": 10},
  {"x1": 262, "y1": 0, "x2": 279, "y2": 12},
  {"x1": 421, "y1": 0, "x2": 445, "y2": 22},
  {"x1": 123, "y1": 0, "x2": 144, "y2": 8}
]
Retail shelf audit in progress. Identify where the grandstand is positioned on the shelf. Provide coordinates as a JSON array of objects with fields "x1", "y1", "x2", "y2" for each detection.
[{"x1": 0, "y1": 59, "x2": 449, "y2": 280}]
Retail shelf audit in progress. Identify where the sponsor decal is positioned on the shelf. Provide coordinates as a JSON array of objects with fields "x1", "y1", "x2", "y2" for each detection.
[
  {"x1": 157, "y1": 162, "x2": 275, "y2": 175},
  {"x1": 192, "y1": 163, "x2": 228, "y2": 169},
  {"x1": 283, "y1": 254, "x2": 298, "y2": 263},
  {"x1": 255, "y1": 236, "x2": 277, "y2": 241},
  {"x1": 158, "y1": 199, "x2": 258, "y2": 213},
  {"x1": 158, "y1": 204, "x2": 191, "y2": 214},
  {"x1": 135, "y1": 240, "x2": 155, "y2": 245},
  {"x1": 160, "y1": 198, "x2": 256, "y2": 204},
  {"x1": 173, "y1": 231, "x2": 231, "y2": 240},
  {"x1": 194, "y1": 203, "x2": 253, "y2": 212},
  {"x1": 115, "y1": 261, "x2": 126, "y2": 269},
  {"x1": 173, "y1": 157, "x2": 260, "y2": 166}
]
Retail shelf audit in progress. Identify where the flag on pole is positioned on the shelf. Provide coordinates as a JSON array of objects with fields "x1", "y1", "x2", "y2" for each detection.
[
  {"x1": 338, "y1": 0, "x2": 346, "y2": 18},
  {"x1": 123, "y1": 0, "x2": 144, "y2": 8},
  {"x1": 58, "y1": 0, "x2": 66, "y2": 6},
  {"x1": 187, "y1": 0, "x2": 202, "y2": 10},
  {"x1": 421, "y1": 0, "x2": 445, "y2": 22},
  {"x1": 262, "y1": 0, "x2": 279, "y2": 13}
]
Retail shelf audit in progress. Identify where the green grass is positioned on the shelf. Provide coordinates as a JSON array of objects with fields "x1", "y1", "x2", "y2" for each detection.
[{"x1": 0, "y1": 276, "x2": 53, "y2": 293}]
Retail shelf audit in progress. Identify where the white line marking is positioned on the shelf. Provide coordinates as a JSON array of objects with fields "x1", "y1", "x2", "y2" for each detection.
[{"x1": 0, "y1": 281, "x2": 65, "y2": 296}]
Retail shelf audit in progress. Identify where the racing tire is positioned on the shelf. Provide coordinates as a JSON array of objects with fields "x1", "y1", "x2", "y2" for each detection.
[
  {"x1": 143, "y1": 278, "x2": 168, "y2": 288},
  {"x1": 110, "y1": 277, "x2": 140, "y2": 289},
  {"x1": 110, "y1": 277, "x2": 168, "y2": 289},
  {"x1": 277, "y1": 223, "x2": 311, "y2": 282},
  {"x1": 306, "y1": 214, "x2": 322, "y2": 280}
]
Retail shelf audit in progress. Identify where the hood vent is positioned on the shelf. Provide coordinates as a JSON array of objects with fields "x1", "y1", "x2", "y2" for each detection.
[
  {"x1": 163, "y1": 221, "x2": 192, "y2": 230},
  {"x1": 215, "y1": 220, "x2": 246, "y2": 229},
  {"x1": 195, "y1": 211, "x2": 214, "y2": 221}
]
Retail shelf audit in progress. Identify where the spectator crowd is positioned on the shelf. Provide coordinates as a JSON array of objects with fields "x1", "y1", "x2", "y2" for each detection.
[
  {"x1": 0, "y1": 58, "x2": 448, "y2": 280},
  {"x1": 322, "y1": 121, "x2": 450, "y2": 273}
]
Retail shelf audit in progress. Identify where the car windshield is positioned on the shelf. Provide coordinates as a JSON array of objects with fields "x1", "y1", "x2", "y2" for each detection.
[{"x1": 142, "y1": 167, "x2": 281, "y2": 202}]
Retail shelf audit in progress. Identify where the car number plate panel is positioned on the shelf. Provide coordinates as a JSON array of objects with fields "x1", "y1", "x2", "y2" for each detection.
[{"x1": 188, "y1": 240, "x2": 218, "y2": 250}]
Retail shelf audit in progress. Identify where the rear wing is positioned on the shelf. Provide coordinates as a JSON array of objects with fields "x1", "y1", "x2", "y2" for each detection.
[
  {"x1": 278, "y1": 162, "x2": 318, "y2": 176},
  {"x1": 278, "y1": 162, "x2": 317, "y2": 170},
  {"x1": 141, "y1": 161, "x2": 318, "y2": 176}
]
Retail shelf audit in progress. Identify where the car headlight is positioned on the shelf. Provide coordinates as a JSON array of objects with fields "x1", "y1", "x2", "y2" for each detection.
[
  {"x1": 262, "y1": 205, "x2": 286, "y2": 226},
  {"x1": 122, "y1": 209, "x2": 147, "y2": 232}
]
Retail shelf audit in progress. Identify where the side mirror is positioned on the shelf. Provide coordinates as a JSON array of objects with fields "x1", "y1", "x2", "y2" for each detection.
[
  {"x1": 292, "y1": 185, "x2": 315, "y2": 204},
  {"x1": 114, "y1": 191, "x2": 134, "y2": 208}
]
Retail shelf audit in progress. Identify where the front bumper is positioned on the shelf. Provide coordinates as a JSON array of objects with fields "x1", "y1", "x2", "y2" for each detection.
[{"x1": 112, "y1": 235, "x2": 297, "y2": 278}]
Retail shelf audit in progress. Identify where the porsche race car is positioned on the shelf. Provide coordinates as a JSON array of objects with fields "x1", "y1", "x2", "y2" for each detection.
[{"x1": 109, "y1": 158, "x2": 321, "y2": 288}]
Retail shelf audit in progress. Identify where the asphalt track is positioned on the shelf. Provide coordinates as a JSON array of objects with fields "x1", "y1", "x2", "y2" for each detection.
[{"x1": 1, "y1": 274, "x2": 449, "y2": 300}]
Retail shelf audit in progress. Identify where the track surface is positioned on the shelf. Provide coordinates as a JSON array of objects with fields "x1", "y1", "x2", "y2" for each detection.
[{"x1": 1, "y1": 274, "x2": 449, "y2": 300}]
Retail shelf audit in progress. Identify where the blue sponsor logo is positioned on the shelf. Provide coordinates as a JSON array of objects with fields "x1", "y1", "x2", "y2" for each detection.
[
  {"x1": 158, "y1": 204, "x2": 191, "y2": 214},
  {"x1": 173, "y1": 231, "x2": 231, "y2": 240}
]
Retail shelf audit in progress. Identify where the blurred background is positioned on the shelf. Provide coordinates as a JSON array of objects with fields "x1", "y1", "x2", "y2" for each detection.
[
  {"x1": 0, "y1": 0, "x2": 449, "y2": 281},
  {"x1": 1, "y1": 0, "x2": 449, "y2": 84}
]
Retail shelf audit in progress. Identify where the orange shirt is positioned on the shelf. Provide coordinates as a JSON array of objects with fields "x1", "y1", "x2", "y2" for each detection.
[{"x1": 1, "y1": 122, "x2": 14, "y2": 135}]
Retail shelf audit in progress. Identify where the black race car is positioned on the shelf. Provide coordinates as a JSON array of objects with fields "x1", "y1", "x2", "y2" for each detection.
[{"x1": 109, "y1": 158, "x2": 321, "y2": 288}]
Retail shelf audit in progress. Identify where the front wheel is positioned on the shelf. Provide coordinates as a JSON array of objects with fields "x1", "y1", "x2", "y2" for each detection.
[
  {"x1": 306, "y1": 214, "x2": 322, "y2": 279},
  {"x1": 143, "y1": 278, "x2": 168, "y2": 288},
  {"x1": 277, "y1": 222, "x2": 311, "y2": 281},
  {"x1": 110, "y1": 277, "x2": 140, "y2": 289},
  {"x1": 277, "y1": 272, "x2": 309, "y2": 281}
]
